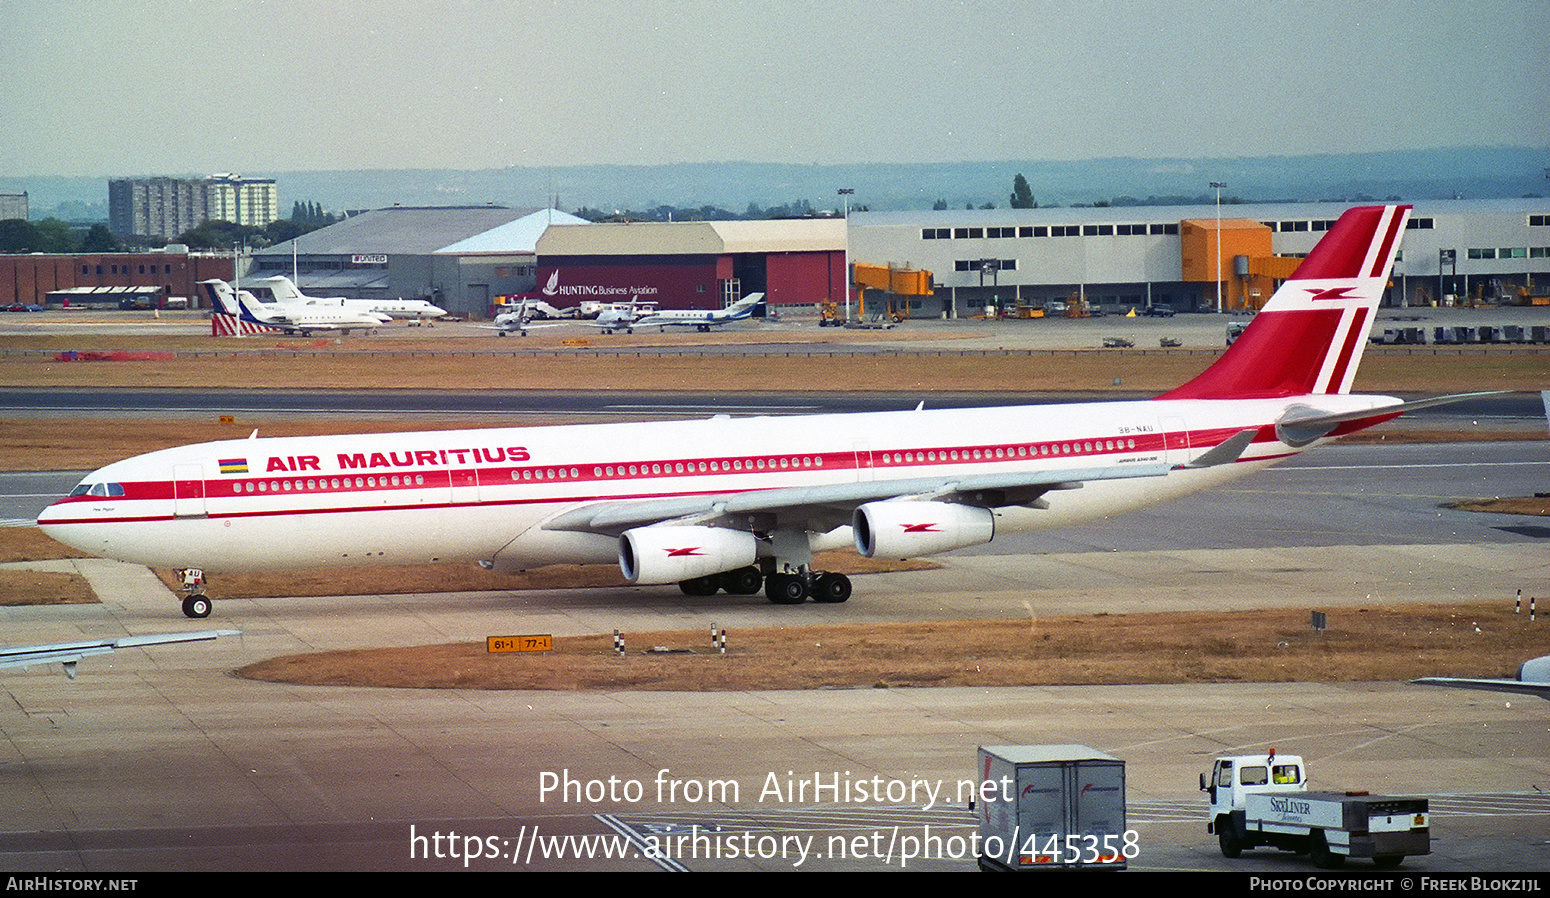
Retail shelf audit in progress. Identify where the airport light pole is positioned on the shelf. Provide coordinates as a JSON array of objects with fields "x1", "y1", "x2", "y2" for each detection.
[
  {"x1": 1210, "y1": 182, "x2": 1227, "y2": 313},
  {"x1": 838, "y1": 188, "x2": 854, "y2": 323}
]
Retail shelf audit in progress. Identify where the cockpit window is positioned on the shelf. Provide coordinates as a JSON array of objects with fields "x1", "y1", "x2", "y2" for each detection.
[{"x1": 70, "y1": 482, "x2": 124, "y2": 498}]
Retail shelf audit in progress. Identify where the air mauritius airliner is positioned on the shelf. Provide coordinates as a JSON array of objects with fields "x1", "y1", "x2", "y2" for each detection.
[{"x1": 40, "y1": 206, "x2": 1454, "y2": 618}]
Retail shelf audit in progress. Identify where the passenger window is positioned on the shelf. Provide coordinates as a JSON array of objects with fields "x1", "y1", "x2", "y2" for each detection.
[
  {"x1": 1240, "y1": 766, "x2": 1269, "y2": 786},
  {"x1": 1272, "y1": 764, "x2": 1301, "y2": 784}
]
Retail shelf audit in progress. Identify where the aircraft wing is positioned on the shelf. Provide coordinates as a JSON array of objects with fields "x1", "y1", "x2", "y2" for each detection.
[
  {"x1": 1411, "y1": 676, "x2": 1550, "y2": 699},
  {"x1": 542, "y1": 462, "x2": 1174, "y2": 537},
  {"x1": 1413, "y1": 654, "x2": 1550, "y2": 700},
  {"x1": 0, "y1": 630, "x2": 239, "y2": 679}
]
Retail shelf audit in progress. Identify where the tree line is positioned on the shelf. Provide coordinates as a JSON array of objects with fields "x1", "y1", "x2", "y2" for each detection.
[{"x1": 0, "y1": 219, "x2": 122, "y2": 254}]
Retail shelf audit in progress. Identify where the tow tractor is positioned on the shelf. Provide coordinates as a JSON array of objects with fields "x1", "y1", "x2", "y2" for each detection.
[{"x1": 1202, "y1": 751, "x2": 1429, "y2": 869}]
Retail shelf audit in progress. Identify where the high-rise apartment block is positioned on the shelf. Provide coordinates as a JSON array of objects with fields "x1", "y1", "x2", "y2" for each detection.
[
  {"x1": 108, "y1": 174, "x2": 278, "y2": 239},
  {"x1": 0, "y1": 193, "x2": 28, "y2": 221}
]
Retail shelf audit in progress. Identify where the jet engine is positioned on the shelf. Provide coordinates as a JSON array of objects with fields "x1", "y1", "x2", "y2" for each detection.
[
  {"x1": 619, "y1": 525, "x2": 759, "y2": 585},
  {"x1": 853, "y1": 501, "x2": 995, "y2": 558}
]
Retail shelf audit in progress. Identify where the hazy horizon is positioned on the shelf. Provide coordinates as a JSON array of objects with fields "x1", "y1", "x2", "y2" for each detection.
[{"x1": 4, "y1": 0, "x2": 1546, "y2": 179}]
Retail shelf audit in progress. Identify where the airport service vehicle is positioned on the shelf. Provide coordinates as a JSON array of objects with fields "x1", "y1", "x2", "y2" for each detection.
[
  {"x1": 41, "y1": 205, "x2": 1483, "y2": 619},
  {"x1": 1202, "y1": 752, "x2": 1429, "y2": 869},
  {"x1": 975, "y1": 745, "x2": 1128, "y2": 871}
]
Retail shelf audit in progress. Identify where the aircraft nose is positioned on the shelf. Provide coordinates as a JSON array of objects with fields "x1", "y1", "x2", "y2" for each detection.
[{"x1": 36, "y1": 494, "x2": 72, "y2": 531}]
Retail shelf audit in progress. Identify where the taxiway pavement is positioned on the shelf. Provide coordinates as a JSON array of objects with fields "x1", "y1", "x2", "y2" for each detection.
[{"x1": 2, "y1": 529, "x2": 1547, "y2": 871}]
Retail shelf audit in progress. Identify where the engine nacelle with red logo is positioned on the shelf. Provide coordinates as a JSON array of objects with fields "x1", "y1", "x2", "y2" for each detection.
[
  {"x1": 853, "y1": 501, "x2": 995, "y2": 558},
  {"x1": 619, "y1": 525, "x2": 759, "y2": 585}
]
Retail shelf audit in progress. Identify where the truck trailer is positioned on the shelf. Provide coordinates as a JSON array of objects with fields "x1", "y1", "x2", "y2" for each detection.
[{"x1": 975, "y1": 745, "x2": 1129, "y2": 871}]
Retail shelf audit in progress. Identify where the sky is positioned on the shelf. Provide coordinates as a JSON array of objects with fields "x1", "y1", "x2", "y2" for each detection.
[{"x1": 3, "y1": 0, "x2": 1547, "y2": 177}]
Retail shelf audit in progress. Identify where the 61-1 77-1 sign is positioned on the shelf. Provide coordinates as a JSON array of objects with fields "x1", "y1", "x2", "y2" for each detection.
[{"x1": 487, "y1": 634, "x2": 552, "y2": 653}]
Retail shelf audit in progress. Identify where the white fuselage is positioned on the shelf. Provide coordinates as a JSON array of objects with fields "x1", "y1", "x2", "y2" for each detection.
[
  {"x1": 247, "y1": 277, "x2": 445, "y2": 321},
  {"x1": 37, "y1": 393, "x2": 1395, "y2": 573}
]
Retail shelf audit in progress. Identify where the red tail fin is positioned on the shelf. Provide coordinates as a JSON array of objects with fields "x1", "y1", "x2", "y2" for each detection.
[{"x1": 1159, "y1": 204, "x2": 1411, "y2": 400}]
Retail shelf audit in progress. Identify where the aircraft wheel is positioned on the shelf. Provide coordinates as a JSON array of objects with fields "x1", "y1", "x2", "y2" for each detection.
[
  {"x1": 1372, "y1": 855, "x2": 1404, "y2": 870},
  {"x1": 498, "y1": 331, "x2": 507, "y2": 337},
  {"x1": 765, "y1": 573, "x2": 807, "y2": 604},
  {"x1": 719, "y1": 566, "x2": 764, "y2": 595},
  {"x1": 812, "y1": 573, "x2": 851, "y2": 603},
  {"x1": 678, "y1": 575, "x2": 720, "y2": 596},
  {"x1": 182, "y1": 595, "x2": 212, "y2": 619}
]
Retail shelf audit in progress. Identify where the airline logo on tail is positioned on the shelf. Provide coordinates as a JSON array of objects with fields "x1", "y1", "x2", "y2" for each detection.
[
  {"x1": 202, "y1": 280, "x2": 280, "y2": 336},
  {"x1": 1160, "y1": 204, "x2": 1410, "y2": 400}
]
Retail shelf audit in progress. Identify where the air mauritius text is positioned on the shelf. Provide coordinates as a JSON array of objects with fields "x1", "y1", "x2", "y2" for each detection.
[{"x1": 538, "y1": 769, "x2": 1014, "y2": 811}]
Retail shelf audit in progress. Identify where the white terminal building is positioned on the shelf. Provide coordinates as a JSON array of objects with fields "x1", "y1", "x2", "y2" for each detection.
[
  {"x1": 848, "y1": 198, "x2": 1550, "y2": 317},
  {"x1": 244, "y1": 197, "x2": 1549, "y2": 320}
]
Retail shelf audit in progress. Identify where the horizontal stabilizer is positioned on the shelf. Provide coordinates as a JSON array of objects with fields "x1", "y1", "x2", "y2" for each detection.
[{"x1": 1275, "y1": 391, "x2": 1506, "y2": 447}]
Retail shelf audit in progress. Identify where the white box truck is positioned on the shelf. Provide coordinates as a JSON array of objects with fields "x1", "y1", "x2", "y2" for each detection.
[
  {"x1": 1202, "y1": 751, "x2": 1429, "y2": 869},
  {"x1": 975, "y1": 745, "x2": 1129, "y2": 871}
]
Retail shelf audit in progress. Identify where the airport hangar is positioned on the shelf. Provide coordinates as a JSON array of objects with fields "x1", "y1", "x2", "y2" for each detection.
[
  {"x1": 242, "y1": 197, "x2": 1549, "y2": 320},
  {"x1": 252, "y1": 209, "x2": 848, "y2": 319},
  {"x1": 251, "y1": 206, "x2": 588, "y2": 318}
]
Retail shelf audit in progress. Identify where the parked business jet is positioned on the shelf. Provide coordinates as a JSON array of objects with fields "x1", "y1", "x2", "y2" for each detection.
[
  {"x1": 584, "y1": 300, "x2": 658, "y2": 334},
  {"x1": 479, "y1": 298, "x2": 570, "y2": 337},
  {"x1": 249, "y1": 276, "x2": 448, "y2": 323},
  {"x1": 630, "y1": 293, "x2": 764, "y2": 332},
  {"x1": 47, "y1": 207, "x2": 1460, "y2": 618},
  {"x1": 200, "y1": 280, "x2": 386, "y2": 336}
]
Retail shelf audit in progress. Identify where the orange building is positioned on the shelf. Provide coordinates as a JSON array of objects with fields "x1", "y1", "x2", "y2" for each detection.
[{"x1": 1181, "y1": 218, "x2": 1274, "y2": 310}]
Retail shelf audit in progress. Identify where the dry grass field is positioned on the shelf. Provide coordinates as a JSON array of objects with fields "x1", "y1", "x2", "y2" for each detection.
[{"x1": 237, "y1": 603, "x2": 1548, "y2": 692}]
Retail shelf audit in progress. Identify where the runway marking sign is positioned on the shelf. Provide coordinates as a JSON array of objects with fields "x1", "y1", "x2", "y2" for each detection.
[{"x1": 488, "y1": 634, "x2": 552, "y2": 654}]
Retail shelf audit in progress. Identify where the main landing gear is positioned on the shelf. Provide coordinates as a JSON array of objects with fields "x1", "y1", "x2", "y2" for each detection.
[
  {"x1": 676, "y1": 566, "x2": 851, "y2": 605},
  {"x1": 177, "y1": 568, "x2": 211, "y2": 619}
]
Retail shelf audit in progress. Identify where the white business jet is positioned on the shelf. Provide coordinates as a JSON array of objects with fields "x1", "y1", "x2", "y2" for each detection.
[{"x1": 200, "y1": 280, "x2": 387, "y2": 336}]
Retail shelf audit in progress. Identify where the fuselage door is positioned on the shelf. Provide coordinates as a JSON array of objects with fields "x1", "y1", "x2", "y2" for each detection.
[
  {"x1": 852, "y1": 441, "x2": 874, "y2": 482},
  {"x1": 449, "y1": 465, "x2": 480, "y2": 504},
  {"x1": 1159, "y1": 416, "x2": 1190, "y2": 467},
  {"x1": 173, "y1": 464, "x2": 206, "y2": 517}
]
